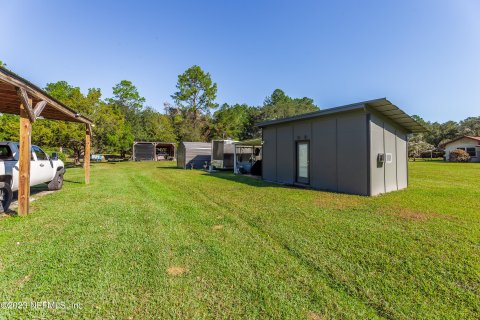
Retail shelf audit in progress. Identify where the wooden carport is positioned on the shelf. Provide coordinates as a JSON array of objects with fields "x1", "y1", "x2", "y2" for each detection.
[{"x1": 0, "y1": 67, "x2": 93, "y2": 216}]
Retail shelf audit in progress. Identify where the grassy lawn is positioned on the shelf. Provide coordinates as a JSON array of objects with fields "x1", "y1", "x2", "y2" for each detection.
[{"x1": 0, "y1": 161, "x2": 479, "y2": 319}]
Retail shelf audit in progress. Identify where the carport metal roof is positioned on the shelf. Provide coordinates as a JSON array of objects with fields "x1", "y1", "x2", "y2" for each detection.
[
  {"x1": 0, "y1": 67, "x2": 92, "y2": 124},
  {"x1": 233, "y1": 138, "x2": 262, "y2": 146},
  {"x1": 256, "y1": 98, "x2": 425, "y2": 133}
]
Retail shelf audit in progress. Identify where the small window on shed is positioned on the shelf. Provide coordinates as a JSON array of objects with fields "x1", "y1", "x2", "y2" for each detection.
[{"x1": 466, "y1": 148, "x2": 476, "y2": 157}]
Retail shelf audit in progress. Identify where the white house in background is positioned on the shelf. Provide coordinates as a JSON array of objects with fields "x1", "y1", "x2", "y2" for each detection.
[{"x1": 443, "y1": 136, "x2": 480, "y2": 162}]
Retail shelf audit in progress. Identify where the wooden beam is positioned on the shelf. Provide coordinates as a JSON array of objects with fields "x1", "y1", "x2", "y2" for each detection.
[
  {"x1": 15, "y1": 87, "x2": 35, "y2": 123},
  {"x1": 84, "y1": 123, "x2": 91, "y2": 184},
  {"x1": 0, "y1": 70, "x2": 92, "y2": 125},
  {"x1": 18, "y1": 98, "x2": 33, "y2": 216},
  {"x1": 33, "y1": 100, "x2": 47, "y2": 117}
]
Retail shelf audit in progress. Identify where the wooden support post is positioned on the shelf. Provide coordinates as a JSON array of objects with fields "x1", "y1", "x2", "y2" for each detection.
[
  {"x1": 84, "y1": 124, "x2": 91, "y2": 184},
  {"x1": 18, "y1": 98, "x2": 33, "y2": 216}
]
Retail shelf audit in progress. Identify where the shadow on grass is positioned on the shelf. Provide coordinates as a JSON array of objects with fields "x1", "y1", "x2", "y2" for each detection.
[
  {"x1": 156, "y1": 165, "x2": 289, "y2": 189},
  {"x1": 65, "y1": 161, "x2": 129, "y2": 168},
  {"x1": 202, "y1": 171, "x2": 280, "y2": 188},
  {"x1": 64, "y1": 179, "x2": 83, "y2": 184},
  {"x1": 65, "y1": 163, "x2": 83, "y2": 169},
  {"x1": 3, "y1": 185, "x2": 55, "y2": 217},
  {"x1": 408, "y1": 159, "x2": 445, "y2": 163}
]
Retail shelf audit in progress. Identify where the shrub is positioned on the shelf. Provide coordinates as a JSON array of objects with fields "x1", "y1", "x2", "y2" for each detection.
[{"x1": 449, "y1": 149, "x2": 470, "y2": 162}]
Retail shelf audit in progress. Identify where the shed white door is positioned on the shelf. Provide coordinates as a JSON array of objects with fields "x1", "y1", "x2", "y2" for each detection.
[{"x1": 296, "y1": 141, "x2": 309, "y2": 184}]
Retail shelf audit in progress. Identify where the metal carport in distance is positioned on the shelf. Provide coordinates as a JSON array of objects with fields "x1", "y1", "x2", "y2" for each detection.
[{"x1": 0, "y1": 67, "x2": 93, "y2": 216}]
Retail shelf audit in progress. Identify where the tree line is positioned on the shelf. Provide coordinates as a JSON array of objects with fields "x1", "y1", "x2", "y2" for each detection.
[
  {"x1": 0, "y1": 65, "x2": 318, "y2": 159},
  {"x1": 409, "y1": 115, "x2": 480, "y2": 158},
  {"x1": 1, "y1": 64, "x2": 478, "y2": 160}
]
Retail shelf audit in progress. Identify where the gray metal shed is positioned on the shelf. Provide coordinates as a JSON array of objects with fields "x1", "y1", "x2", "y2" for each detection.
[
  {"x1": 177, "y1": 142, "x2": 212, "y2": 169},
  {"x1": 257, "y1": 98, "x2": 424, "y2": 196}
]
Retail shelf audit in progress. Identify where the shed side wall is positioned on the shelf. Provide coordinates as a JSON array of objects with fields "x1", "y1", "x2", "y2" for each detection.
[
  {"x1": 396, "y1": 132, "x2": 408, "y2": 189},
  {"x1": 336, "y1": 112, "x2": 369, "y2": 195},
  {"x1": 311, "y1": 118, "x2": 337, "y2": 191},
  {"x1": 384, "y1": 122, "x2": 398, "y2": 192},
  {"x1": 261, "y1": 110, "x2": 369, "y2": 195},
  {"x1": 276, "y1": 125, "x2": 295, "y2": 183},
  {"x1": 369, "y1": 113, "x2": 409, "y2": 195},
  {"x1": 370, "y1": 116, "x2": 386, "y2": 195},
  {"x1": 262, "y1": 127, "x2": 277, "y2": 181}
]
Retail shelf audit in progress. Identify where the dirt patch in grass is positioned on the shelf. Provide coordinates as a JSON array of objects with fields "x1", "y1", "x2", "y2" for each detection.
[
  {"x1": 314, "y1": 193, "x2": 368, "y2": 210},
  {"x1": 307, "y1": 311, "x2": 323, "y2": 320},
  {"x1": 212, "y1": 225, "x2": 224, "y2": 230},
  {"x1": 382, "y1": 206, "x2": 455, "y2": 221},
  {"x1": 8, "y1": 190, "x2": 56, "y2": 212},
  {"x1": 16, "y1": 274, "x2": 31, "y2": 286},
  {"x1": 167, "y1": 267, "x2": 187, "y2": 276}
]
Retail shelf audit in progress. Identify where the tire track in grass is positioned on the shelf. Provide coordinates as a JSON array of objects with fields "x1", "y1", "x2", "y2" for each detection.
[
  {"x1": 131, "y1": 167, "x2": 323, "y2": 318},
  {"x1": 203, "y1": 184, "x2": 394, "y2": 320},
  {"x1": 175, "y1": 170, "x2": 393, "y2": 318},
  {"x1": 132, "y1": 170, "x2": 320, "y2": 318},
  {"x1": 125, "y1": 167, "x2": 229, "y2": 318},
  {"x1": 144, "y1": 165, "x2": 385, "y2": 319}
]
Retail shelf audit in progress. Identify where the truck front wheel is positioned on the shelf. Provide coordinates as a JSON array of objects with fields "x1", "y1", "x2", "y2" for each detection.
[
  {"x1": 0, "y1": 182, "x2": 13, "y2": 213},
  {"x1": 48, "y1": 172, "x2": 64, "y2": 191}
]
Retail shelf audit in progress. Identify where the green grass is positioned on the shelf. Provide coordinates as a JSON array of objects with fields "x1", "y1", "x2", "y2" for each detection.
[{"x1": 0, "y1": 161, "x2": 479, "y2": 319}]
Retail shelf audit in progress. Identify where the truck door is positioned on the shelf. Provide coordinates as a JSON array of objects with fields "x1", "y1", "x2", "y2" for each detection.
[{"x1": 31, "y1": 146, "x2": 53, "y2": 185}]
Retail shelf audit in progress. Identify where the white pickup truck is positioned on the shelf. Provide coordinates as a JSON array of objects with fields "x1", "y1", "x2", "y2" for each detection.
[{"x1": 0, "y1": 142, "x2": 65, "y2": 213}]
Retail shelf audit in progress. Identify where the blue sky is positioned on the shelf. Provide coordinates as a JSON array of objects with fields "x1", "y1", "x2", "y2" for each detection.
[{"x1": 1, "y1": 0, "x2": 479, "y2": 122}]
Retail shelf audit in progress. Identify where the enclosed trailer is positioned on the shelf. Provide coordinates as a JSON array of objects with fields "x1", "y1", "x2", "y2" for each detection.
[
  {"x1": 257, "y1": 98, "x2": 424, "y2": 196},
  {"x1": 133, "y1": 142, "x2": 176, "y2": 161},
  {"x1": 211, "y1": 140, "x2": 236, "y2": 169},
  {"x1": 177, "y1": 142, "x2": 211, "y2": 169}
]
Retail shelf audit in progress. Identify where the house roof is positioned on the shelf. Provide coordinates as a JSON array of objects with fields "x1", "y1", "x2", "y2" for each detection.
[
  {"x1": 442, "y1": 136, "x2": 480, "y2": 147},
  {"x1": 256, "y1": 98, "x2": 425, "y2": 133},
  {"x1": 0, "y1": 66, "x2": 93, "y2": 124}
]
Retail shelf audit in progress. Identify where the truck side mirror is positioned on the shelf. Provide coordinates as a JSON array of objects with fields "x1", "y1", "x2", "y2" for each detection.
[{"x1": 51, "y1": 152, "x2": 59, "y2": 161}]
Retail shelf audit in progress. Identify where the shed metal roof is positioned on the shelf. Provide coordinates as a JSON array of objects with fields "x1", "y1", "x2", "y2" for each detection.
[{"x1": 256, "y1": 98, "x2": 425, "y2": 133}]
